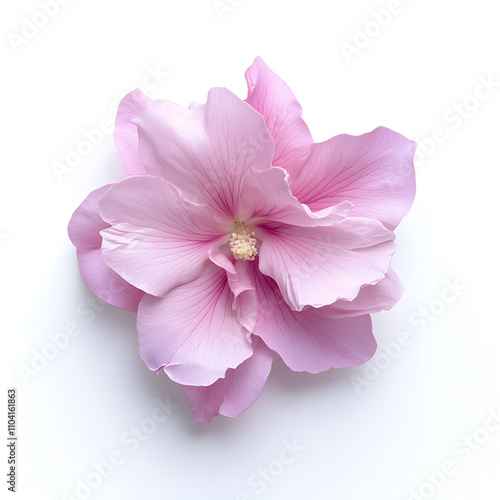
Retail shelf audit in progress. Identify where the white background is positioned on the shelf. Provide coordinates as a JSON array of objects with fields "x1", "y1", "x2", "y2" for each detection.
[{"x1": 2, "y1": 1, "x2": 500, "y2": 499}]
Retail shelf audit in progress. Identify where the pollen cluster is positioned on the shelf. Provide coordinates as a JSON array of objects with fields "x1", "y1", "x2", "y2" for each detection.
[{"x1": 229, "y1": 221, "x2": 258, "y2": 261}]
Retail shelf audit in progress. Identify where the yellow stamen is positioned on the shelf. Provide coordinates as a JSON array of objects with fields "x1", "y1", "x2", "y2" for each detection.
[{"x1": 229, "y1": 221, "x2": 258, "y2": 261}]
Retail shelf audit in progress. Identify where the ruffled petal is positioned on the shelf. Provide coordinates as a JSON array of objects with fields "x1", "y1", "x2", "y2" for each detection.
[
  {"x1": 68, "y1": 185, "x2": 145, "y2": 312},
  {"x1": 208, "y1": 247, "x2": 258, "y2": 332},
  {"x1": 239, "y1": 167, "x2": 353, "y2": 227},
  {"x1": 114, "y1": 89, "x2": 152, "y2": 176},
  {"x1": 258, "y1": 217, "x2": 396, "y2": 311},
  {"x1": 98, "y1": 176, "x2": 226, "y2": 297},
  {"x1": 184, "y1": 337, "x2": 273, "y2": 423},
  {"x1": 245, "y1": 57, "x2": 313, "y2": 179},
  {"x1": 137, "y1": 263, "x2": 253, "y2": 386},
  {"x1": 134, "y1": 87, "x2": 275, "y2": 221},
  {"x1": 246, "y1": 263, "x2": 376, "y2": 372},
  {"x1": 326, "y1": 267, "x2": 404, "y2": 318},
  {"x1": 291, "y1": 127, "x2": 416, "y2": 230},
  {"x1": 68, "y1": 184, "x2": 113, "y2": 249},
  {"x1": 75, "y1": 248, "x2": 146, "y2": 312}
]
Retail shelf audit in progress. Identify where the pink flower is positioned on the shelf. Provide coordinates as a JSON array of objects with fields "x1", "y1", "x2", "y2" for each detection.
[{"x1": 68, "y1": 59, "x2": 416, "y2": 423}]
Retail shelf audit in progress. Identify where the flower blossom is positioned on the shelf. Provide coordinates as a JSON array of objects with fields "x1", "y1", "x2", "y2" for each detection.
[{"x1": 68, "y1": 57, "x2": 416, "y2": 423}]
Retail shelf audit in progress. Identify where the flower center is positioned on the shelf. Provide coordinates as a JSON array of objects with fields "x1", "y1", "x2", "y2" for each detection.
[{"x1": 229, "y1": 221, "x2": 258, "y2": 261}]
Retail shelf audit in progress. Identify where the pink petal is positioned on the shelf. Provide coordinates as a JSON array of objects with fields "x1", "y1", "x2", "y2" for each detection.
[
  {"x1": 75, "y1": 248, "x2": 146, "y2": 312},
  {"x1": 134, "y1": 87, "x2": 275, "y2": 220},
  {"x1": 240, "y1": 167, "x2": 353, "y2": 227},
  {"x1": 327, "y1": 267, "x2": 404, "y2": 317},
  {"x1": 68, "y1": 184, "x2": 113, "y2": 249},
  {"x1": 98, "y1": 176, "x2": 226, "y2": 298},
  {"x1": 184, "y1": 337, "x2": 273, "y2": 424},
  {"x1": 247, "y1": 263, "x2": 376, "y2": 372},
  {"x1": 245, "y1": 57, "x2": 313, "y2": 179},
  {"x1": 68, "y1": 185, "x2": 145, "y2": 312},
  {"x1": 208, "y1": 247, "x2": 258, "y2": 332},
  {"x1": 258, "y1": 217, "x2": 396, "y2": 311},
  {"x1": 208, "y1": 249, "x2": 254, "y2": 300},
  {"x1": 138, "y1": 263, "x2": 253, "y2": 386},
  {"x1": 291, "y1": 127, "x2": 417, "y2": 230},
  {"x1": 114, "y1": 89, "x2": 152, "y2": 176}
]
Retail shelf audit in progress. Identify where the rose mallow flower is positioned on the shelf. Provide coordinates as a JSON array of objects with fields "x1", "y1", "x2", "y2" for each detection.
[{"x1": 68, "y1": 57, "x2": 416, "y2": 423}]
